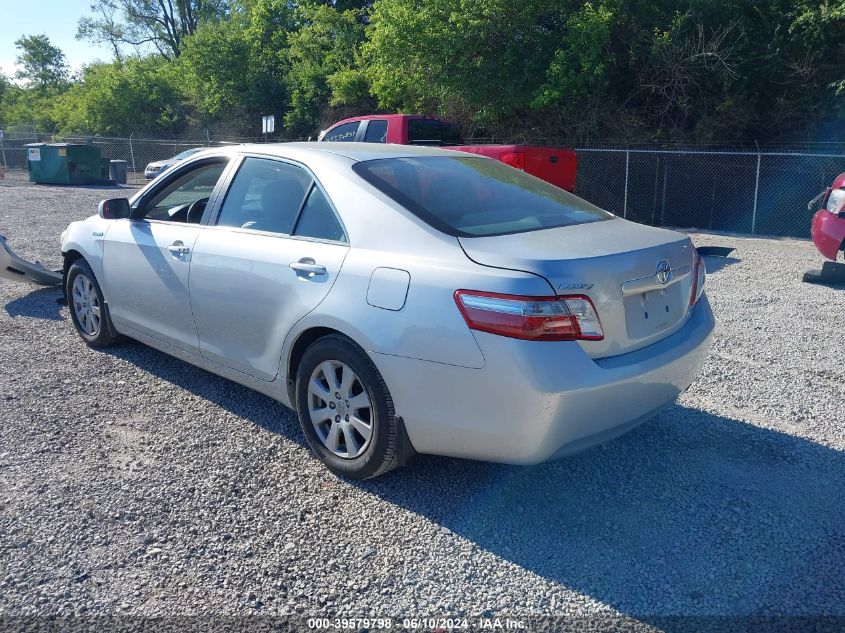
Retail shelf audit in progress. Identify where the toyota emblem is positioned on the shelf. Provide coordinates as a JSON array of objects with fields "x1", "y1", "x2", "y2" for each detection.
[{"x1": 656, "y1": 260, "x2": 672, "y2": 284}]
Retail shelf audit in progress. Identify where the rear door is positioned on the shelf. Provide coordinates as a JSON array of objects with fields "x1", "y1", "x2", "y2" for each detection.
[
  {"x1": 189, "y1": 155, "x2": 349, "y2": 381},
  {"x1": 102, "y1": 159, "x2": 230, "y2": 352}
]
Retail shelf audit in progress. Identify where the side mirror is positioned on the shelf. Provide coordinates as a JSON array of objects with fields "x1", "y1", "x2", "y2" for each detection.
[{"x1": 98, "y1": 198, "x2": 131, "y2": 220}]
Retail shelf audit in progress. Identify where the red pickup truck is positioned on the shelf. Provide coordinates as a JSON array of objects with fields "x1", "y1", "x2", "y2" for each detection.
[{"x1": 319, "y1": 114, "x2": 577, "y2": 192}]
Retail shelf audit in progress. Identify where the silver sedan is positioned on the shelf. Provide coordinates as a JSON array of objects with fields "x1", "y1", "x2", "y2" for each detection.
[{"x1": 60, "y1": 143, "x2": 714, "y2": 479}]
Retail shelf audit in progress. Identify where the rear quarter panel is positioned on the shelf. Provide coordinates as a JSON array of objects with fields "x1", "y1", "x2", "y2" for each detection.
[{"x1": 291, "y1": 244, "x2": 555, "y2": 370}]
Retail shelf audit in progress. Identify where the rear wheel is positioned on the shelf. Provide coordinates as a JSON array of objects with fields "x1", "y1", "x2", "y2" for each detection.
[
  {"x1": 295, "y1": 335, "x2": 399, "y2": 479},
  {"x1": 66, "y1": 259, "x2": 120, "y2": 348}
]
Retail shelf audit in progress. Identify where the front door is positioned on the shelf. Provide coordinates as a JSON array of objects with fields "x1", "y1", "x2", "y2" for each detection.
[
  {"x1": 102, "y1": 160, "x2": 229, "y2": 352},
  {"x1": 189, "y1": 156, "x2": 349, "y2": 381}
]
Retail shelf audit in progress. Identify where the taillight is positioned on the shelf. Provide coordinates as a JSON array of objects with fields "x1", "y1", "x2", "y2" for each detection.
[
  {"x1": 690, "y1": 250, "x2": 706, "y2": 307},
  {"x1": 826, "y1": 188, "x2": 845, "y2": 215},
  {"x1": 500, "y1": 151, "x2": 526, "y2": 170},
  {"x1": 454, "y1": 290, "x2": 603, "y2": 341}
]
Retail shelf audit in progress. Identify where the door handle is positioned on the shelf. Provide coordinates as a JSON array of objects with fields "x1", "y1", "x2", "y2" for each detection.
[
  {"x1": 289, "y1": 259, "x2": 327, "y2": 276},
  {"x1": 168, "y1": 241, "x2": 191, "y2": 255}
]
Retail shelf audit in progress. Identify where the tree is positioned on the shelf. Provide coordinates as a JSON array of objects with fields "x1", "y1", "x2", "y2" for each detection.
[
  {"x1": 0, "y1": 73, "x2": 8, "y2": 106},
  {"x1": 52, "y1": 57, "x2": 188, "y2": 134},
  {"x1": 78, "y1": 0, "x2": 230, "y2": 59},
  {"x1": 178, "y1": 17, "x2": 256, "y2": 119},
  {"x1": 14, "y1": 35, "x2": 69, "y2": 93},
  {"x1": 177, "y1": 0, "x2": 294, "y2": 134},
  {"x1": 363, "y1": 0, "x2": 562, "y2": 133},
  {"x1": 286, "y1": 2, "x2": 370, "y2": 134}
]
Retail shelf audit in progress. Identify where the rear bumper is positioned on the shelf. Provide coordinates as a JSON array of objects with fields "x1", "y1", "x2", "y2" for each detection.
[
  {"x1": 372, "y1": 295, "x2": 714, "y2": 464},
  {"x1": 811, "y1": 210, "x2": 845, "y2": 261}
]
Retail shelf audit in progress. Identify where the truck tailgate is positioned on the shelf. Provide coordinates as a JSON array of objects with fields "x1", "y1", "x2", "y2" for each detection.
[{"x1": 448, "y1": 144, "x2": 577, "y2": 191}]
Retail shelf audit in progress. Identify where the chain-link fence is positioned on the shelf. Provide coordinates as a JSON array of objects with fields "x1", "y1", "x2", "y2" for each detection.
[
  {"x1": 1, "y1": 131, "x2": 841, "y2": 238},
  {"x1": 573, "y1": 148, "x2": 844, "y2": 238},
  {"x1": 0, "y1": 132, "x2": 304, "y2": 185}
]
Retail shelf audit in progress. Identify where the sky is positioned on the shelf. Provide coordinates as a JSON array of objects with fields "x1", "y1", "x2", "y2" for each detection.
[{"x1": 0, "y1": 0, "x2": 112, "y2": 79}]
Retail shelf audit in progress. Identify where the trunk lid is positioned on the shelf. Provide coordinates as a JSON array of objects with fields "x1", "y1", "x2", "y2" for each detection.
[{"x1": 458, "y1": 218, "x2": 696, "y2": 358}]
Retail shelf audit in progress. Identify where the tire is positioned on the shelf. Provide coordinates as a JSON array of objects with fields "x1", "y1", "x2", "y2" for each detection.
[
  {"x1": 295, "y1": 334, "x2": 399, "y2": 479},
  {"x1": 66, "y1": 259, "x2": 120, "y2": 348}
]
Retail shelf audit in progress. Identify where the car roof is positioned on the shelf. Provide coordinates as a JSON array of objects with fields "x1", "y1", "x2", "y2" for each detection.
[{"x1": 216, "y1": 141, "x2": 479, "y2": 162}]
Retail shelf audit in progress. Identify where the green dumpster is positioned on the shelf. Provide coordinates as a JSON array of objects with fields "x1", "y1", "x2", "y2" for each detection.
[{"x1": 26, "y1": 143, "x2": 109, "y2": 185}]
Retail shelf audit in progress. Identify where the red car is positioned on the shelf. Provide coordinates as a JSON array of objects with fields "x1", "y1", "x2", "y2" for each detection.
[
  {"x1": 810, "y1": 172, "x2": 845, "y2": 261},
  {"x1": 319, "y1": 114, "x2": 577, "y2": 192}
]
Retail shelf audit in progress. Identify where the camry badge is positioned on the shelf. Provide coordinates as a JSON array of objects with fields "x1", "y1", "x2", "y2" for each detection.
[
  {"x1": 558, "y1": 282, "x2": 594, "y2": 291},
  {"x1": 656, "y1": 260, "x2": 672, "y2": 284}
]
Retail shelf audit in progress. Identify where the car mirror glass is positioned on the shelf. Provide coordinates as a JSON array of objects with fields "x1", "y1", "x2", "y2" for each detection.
[{"x1": 97, "y1": 198, "x2": 131, "y2": 220}]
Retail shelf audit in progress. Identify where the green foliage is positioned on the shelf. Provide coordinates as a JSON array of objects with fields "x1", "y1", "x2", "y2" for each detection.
[
  {"x1": 363, "y1": 0, "x2": 557, "y2": 128},
  {"x1": 285, "y1": 3, "x2": 369, "y2": 133},
  {"x1": 14, "y1": 35, "x2": 69, "y2": 92},
  {"x1": 178, "y1": 18, "x2": 255, "y2": 117},
  {"x1": 0, "y1": 83, "x2": 62, "y2": 130},
  {"x1": 532, "y1": 2, "x2": 614, "y2": 107},
  {"x1": 51, "y1": 58, "x2": 187, "y2": 135},
  {"x1": 4, "y1": 0, "x2": 845, "y2": 143}
]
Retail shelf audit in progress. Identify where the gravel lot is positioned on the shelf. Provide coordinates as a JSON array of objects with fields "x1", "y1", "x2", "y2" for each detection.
[{"x1": 1, "y1": 169, "x2": 843, "y2": 628}]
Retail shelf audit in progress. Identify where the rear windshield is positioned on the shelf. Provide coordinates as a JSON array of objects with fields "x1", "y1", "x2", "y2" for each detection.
[
  {"x1": 407, "y1": 119, "x2": 464, "y2": 146},
  {"x1": 353, "y1": 156, "x2": 612, "y2": 237}
]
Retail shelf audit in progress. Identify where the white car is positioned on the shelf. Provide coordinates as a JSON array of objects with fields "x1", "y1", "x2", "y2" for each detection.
[
  {"x1": 144, "y1": 147, "x2": 205, "y2": 180},
  {"x1": 58, "y1": 142, "x2": 714, "y2": 479}
]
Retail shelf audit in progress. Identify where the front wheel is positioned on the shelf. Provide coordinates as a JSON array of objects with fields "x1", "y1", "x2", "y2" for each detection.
[
  {"x1": 295, "y1": 335, "x2": 400, "y2": 479},
  {"x1": 66, "y1": 259, "x2": 120, "y2": 348}
]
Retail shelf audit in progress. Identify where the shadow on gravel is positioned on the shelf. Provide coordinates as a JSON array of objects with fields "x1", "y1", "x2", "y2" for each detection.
[
  {"x1": 702, "y1": 255, "x2": 740, "y2": 273},
  {"x1": 4, "y1": 286, "x2": 64, "y2": 320},
  {"x1": 94, "y1": 338, "x2": 844, "y2": 622},
  {"x1": 101, "y1": 340, "x2": 305, "y2": 444},
  {"x1": 362, "y1": 407, "x2": 845, "y2": 621}
]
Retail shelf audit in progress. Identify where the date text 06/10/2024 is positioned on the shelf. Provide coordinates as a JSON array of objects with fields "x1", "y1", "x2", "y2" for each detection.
[{"x1": 307, "y1": 617, "x2": 527, "y2": 630}]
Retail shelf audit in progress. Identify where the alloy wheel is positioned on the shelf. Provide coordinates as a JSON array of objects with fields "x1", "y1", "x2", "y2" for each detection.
[
  {"x1": 307, "y1": 360, "x2": 373, "y2": 459},
  {"x1": 71, "y1": 273, "x2": 101, "y2": 337}
]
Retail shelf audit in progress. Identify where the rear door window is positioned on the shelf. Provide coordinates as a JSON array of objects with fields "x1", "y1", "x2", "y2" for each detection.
[
  {"x1": 216, "y1": 157, "x2": 312, "y2": 234},
  {"x1": 363, "y1": 120, "x2": 388, "y2": 143},
  {"x1": 293, "y1": 187, "x2": 347, "y2": 242},
  {"x1": 323, "y1": 122, "x2": 359, "y2": 142}
]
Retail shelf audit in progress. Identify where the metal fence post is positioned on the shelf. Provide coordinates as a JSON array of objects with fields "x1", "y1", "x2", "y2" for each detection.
[
  {"x1": 623, "y1": 150, "x2": 630, "y2": 218},
  {"x1": 651, "y1": 156, "x2": 660, "y2": 225},
  {"x1": 751, "y1": 151, "x2": 761, "y2": 234},
  {"x1": 129, "y1": 134, "x2": 136, "y2": 173}
]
